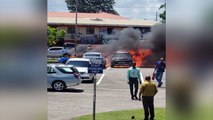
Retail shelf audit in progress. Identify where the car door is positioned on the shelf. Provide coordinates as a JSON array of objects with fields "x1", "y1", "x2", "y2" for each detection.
[
  {"x1": 48, "y1": 47, "x2": 63, "y2": 57},
  {"x1": 47, "y1": 66, "x2": 57, "y2": 88}
]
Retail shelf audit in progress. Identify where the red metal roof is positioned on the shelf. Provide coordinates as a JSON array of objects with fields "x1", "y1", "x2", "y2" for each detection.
[{"x1": 48, "y1": 12, "x2": 128, "y2": 19}]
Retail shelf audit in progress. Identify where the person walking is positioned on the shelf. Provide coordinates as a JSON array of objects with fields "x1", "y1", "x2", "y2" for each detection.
[
  {"x1": 127, "y1": 62, "x2": 142, "y2": 100},
  {"x1": 139, "y1": 76, "x2": 158, "y2": 120},
  {"x1": 154, "y1": 57, "x2": 166, "y2": 87}
]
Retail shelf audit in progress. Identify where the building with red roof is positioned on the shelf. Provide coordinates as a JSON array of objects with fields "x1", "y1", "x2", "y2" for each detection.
[{"x1": 48, "y1": 12, "x2": 159, "y2": 43}]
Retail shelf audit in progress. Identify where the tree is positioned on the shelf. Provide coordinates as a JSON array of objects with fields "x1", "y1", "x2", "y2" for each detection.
[
  {"x1": 47, "y1": 26, "x2": 66, "y2": 47},
  {"x1": 159, "y1": 3, "x2": 166, "y2": 22},
  {"x1": 65, "y1": 0, "x2": 119, "y2": 15}
]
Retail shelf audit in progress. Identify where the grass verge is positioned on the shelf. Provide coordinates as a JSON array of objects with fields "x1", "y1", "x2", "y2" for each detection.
[
  {"x1": 47, "y1": 58, "x2": 58, "y2": 63},
  {"x1": 73, "y1": 108, "x2": 165, "y2": 120}
]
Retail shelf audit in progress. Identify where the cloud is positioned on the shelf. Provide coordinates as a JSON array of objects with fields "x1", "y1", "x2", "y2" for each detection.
[
  {"x1": 48, "y1": 0, "x2": 68, "y2": 12},
  {"x1": 114, "y1": 0, "x2": 165, "y2": 20}
]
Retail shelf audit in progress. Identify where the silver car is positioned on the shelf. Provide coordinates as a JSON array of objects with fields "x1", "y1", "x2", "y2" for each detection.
[
  {"x1": 47, "y1": 46, "x2": 73, "y2": 58},
  {"x1": 47, "y1": 64, "x2": 82, "y2": 91},
  {"x1": 82, "y1": 52, "x2": 106, "y2": 68}
]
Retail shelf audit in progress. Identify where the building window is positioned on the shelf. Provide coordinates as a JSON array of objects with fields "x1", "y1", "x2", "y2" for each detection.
[
  {"x1": 86, "y1": 27, "x2": 95, "y2": 34},
  {"x1": 107, "y1": 28, "x2": 113, "y2": 34},
  {"x1": 67, "y1": 27, "x2": 75, "y2": 34}
]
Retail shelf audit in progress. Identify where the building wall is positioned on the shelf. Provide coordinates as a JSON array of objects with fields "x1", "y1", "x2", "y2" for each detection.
[
  {"x1": 51, "y1": 25, "x2": 149, "y2": 43},
  {"x1": 57, "y1": 26, "x2": 67, "y2": 31},
  {"x1": 78, "y1": 27, "x2": 85, "y2": 34}
]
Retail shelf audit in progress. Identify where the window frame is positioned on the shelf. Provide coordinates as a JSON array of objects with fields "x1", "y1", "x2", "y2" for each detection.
[
  {"x1": 67, "y1": 27, "x2": 76, "y2": 34},
  {"x1": 86, "y1": 27, "x2": 95, "y2": 34}
]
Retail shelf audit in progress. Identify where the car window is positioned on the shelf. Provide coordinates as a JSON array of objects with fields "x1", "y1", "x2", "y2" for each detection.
[
  {"x1": 56, "y1": 67, "x2": 74, "y2": 74},
  {"x1": 66, "y1": 61, "x2": 89, "y2": 67},
  {"x1": 49, "y1": 48, "x2": 63, "y2": 50},
  {"x1": 64, "y1": 44, "x2": 75, "y2": 48},
  {"x1": 47, "y1": 66, "x2": 56, "y2": 74},
  {"x1": 84, "y1": 54, "x2": 101, "y2": 57},
  {"x1": 113, "y1": 53, "x2": 131, "y2": 58},
  {"x1": 71, "y1": 67, "x2": 79, "y2": 73}
]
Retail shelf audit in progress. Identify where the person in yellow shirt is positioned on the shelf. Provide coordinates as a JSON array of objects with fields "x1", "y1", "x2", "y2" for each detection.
[{"x1": 139, "y1": 76, "x2": 158, "y2": 120}]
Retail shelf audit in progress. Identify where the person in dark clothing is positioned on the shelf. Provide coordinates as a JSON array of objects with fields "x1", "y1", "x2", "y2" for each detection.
[
  {"x1": 154, "y1": 58, "x2": 166, "y2": 87},
  {"x1": 127, "y1": 62, "x2": 142, "y2": 100},
  {"x1": 139, "y1": 76, "x2": 158, "y2": 120}
]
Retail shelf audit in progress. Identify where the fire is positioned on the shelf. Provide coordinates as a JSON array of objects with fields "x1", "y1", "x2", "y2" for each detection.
[{"x1": 129, "y1": 49, "x2": 152, "y2": 67}]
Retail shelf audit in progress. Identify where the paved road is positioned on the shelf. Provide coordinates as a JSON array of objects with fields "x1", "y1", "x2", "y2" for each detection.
[{"x1": 48, "y1": 67, "x2": 166, "y2": 120}]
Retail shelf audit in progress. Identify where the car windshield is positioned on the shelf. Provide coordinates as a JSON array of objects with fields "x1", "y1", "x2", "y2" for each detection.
[
  {"x1": 84, "y1": 54, "x2": 101, "y2": 57},
  {"x1": 113, "y1": 53, "x2": 131, "y2": 58},
  {"x1": 66, "y1": 61, "x2": 89, "y2": 67},
  {"x1": 56, "y1": 67, "x2": 78, "y2": 74},
  {"x1": 49, "y1": 48, "x2": 63, "y2": 50},
  {"x1": 64, "y1": 44, "x2": 75, "y2": 48}
]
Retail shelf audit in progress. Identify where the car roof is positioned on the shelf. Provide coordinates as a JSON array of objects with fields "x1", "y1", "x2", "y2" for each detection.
[
  {"x1": 64, "y1": 42, "x2": 75, "y2": 44},
  {"x1": 84, "y1": 52, "x2": 101, "y2": 55},
  {"x1": 116, "y1": 50, "x2": 129, "y2": 53},
  {"x1": 115, "y1": 51, "x2": 129, "y2": 54},
  {"x1": 47, "y1": 64, "x2": 74, "y2": 67},
  {"x1": 49, "y1": 46, "x2": 64, "y2": 48},
  {"x1": 67, "y1": 58, "x2": 90, "y2": 62}
]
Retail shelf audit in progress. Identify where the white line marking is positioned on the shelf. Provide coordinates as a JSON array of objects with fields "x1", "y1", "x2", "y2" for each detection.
[
  {"x1": 107, "y1": 67, "x2": 111, "y2": 70},
  {"x1": 140, "y1": 72, "x2": 144, "y2": 83},
  {"x1": 96, "y1": 74, "x2": 105, "y2": 85}
]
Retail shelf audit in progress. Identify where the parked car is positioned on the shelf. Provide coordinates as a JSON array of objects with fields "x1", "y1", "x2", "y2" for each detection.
[
  {"x1": 47, "y1": 64, "x2": 82, "y2": 91},
  {"x1": 47, "y1": 46, "x2": 73, "y2": 58},
  {"x1": 66, "y1": 58, "x2": 95, "y2": 82},
  {"x1": 82, "y1": 52, "x2": 106, "y2": 68},
  {"x1": 64, "y1": 42, "x2": 76, "y2": 49},
  {"x1": 111, "y1": 51, "x2": 133, "y2": 67}
]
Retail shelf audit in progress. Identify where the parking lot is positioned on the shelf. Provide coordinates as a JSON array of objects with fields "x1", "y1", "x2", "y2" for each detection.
[{"x1": 48, "y1": 67, "x2": 166, "y2": 120}]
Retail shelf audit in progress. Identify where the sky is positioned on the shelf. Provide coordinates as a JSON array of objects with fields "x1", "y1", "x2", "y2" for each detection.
[{"x1": 48, "y1": 0, "x2": 165, "y2": 20}]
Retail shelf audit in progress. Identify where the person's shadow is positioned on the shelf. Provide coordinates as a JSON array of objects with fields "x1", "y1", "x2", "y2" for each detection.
[{"x1": 47, "y1": 88, "x2": 84, "y2": 93}]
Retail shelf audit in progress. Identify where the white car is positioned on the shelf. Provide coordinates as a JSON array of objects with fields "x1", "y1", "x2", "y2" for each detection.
[
  {"x1": 83, "y1": 52, "x2": 106, "y2": 68},
  {"x1": 47, "y1": 64, "x2": 82, "y2": 91},
  {"x1": 47, "y1": 46, "x2": 73, "y2": 58},
  {"x1": 66, "y1": 58, "x2": 95, "y2": 82}
]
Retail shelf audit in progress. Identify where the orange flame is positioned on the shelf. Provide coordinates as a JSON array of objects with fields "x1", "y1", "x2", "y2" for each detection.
[{"x1": 129, "y1": 49, "x2": 152, "y2": 67}]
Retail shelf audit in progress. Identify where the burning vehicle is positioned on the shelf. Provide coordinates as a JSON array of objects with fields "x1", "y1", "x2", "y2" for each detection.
[
  {"x1": 70, "y1": 24, "x2": 165, "y2": 68},
  {"x1": 111, "y1": 51, "x2": 133, "y2": 67}
]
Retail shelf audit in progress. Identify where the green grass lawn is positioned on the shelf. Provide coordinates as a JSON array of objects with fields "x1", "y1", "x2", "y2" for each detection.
[
  {"x1": 74, "y1": 108, "x2": 165, "y2": 120},
  {"x1": 47, "y1": 58, "x2": 58, "y2": 63}
]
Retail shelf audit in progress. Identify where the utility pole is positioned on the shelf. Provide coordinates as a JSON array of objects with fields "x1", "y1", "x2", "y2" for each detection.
[
  {"x1": 156, "y1": 12, "x2": 158, "y2": 21},
  {"x1": 75, "y1": 0, "x2": 78, "y2": 51},
  {"x1": 93, "y1": 73, "x2": 97, "y2": 120}
]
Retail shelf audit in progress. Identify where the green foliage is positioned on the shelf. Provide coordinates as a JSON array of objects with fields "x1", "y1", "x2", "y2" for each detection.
[
  {"x1": 159, "y1": 3, "x2": 166, "y2": 23},
  {"x1": 47, "y1": 26, "x2": 66, "y2": 47},
  {"x1": 65, "y1": 0, "x2": 119, "y2": 15}
]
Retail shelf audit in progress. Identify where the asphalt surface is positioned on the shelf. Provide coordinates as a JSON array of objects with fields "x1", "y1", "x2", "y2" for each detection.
[{"x1": 48, "y1": 67, "x2": 166, "y2": 120}]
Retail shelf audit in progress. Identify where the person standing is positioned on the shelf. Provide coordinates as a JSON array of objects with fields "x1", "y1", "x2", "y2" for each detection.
[
  {"x1": 154, "y1": 57, "x2": 166, "y2": 87},
  {"x1": 127, "y1": 62, "x2": 142, "y2": 100},
  {"x1": 139, "y1": 76, "x2": 158, "y2": 120}
]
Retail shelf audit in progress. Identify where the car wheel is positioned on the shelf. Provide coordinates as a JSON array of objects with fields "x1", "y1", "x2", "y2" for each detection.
[
  {"x1": 52, "y1": 81, "x2": 66, "y2": 91},
  {"x1": 111, "y1": 63, "x2": 114, "y2": 68},
  {"x1": 103, "y1": 64, "x2": 106, "y2": 69},
  {"x1": 63, "y1": 53, "x2": 70, "y2": 58},
  {"x1": 90, "y1": 77, "x2": 95, "y2": 83}
]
